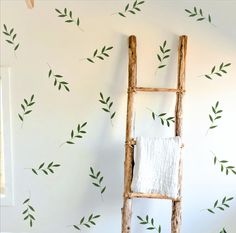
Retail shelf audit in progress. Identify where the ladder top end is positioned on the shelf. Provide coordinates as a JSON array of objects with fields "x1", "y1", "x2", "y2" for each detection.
[{"x1": 129, "y1": 35, "x2": 137, "y2": 43}]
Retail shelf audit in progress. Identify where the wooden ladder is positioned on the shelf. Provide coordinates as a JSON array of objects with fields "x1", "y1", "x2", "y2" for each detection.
[{"x1": 121, "y1": 35, "x2": 188, "y2": 233}]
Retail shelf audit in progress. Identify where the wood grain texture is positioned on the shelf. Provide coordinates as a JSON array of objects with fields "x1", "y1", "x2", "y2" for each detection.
[
  {"x1": 171, "y1": 35, "x2": 188, "y2": 233},
  {"x1": 121, "y1": 35, "x2": 137, "y2": 233},
  {"x1": 135, "y1": 87, "x2": 184, "y2": 93},
  {"x1": 128, "y1": 192, "x2": 181, "y2": 201}
]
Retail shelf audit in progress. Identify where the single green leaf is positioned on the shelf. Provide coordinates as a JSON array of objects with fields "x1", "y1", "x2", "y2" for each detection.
[
  {"x1": 207, "y1": 209, "x2": 215, "y2": 214},
  {"x1": 87, "y1": 58, "x2": 94, "y2": 63},
  {"x1": 23, "y1": 198, "x2": 30, "y2": 204},
  {"x1": 22, "y1": 209, "x2": 28, "y2": 214},
  {"x1": 28, "y1": 205, "x2": 35, "y2": 211},
  {"x1": 73, "y1": 225, "x2": 80, "y2": 230},
  {"x1": 66, "y1": 141, "x2": 74, "y2": 144},
  {"x1": 111, "y1": 112, "x2": 116, "y2": 119},
  {"x1": 125, "y1": 4, "x2": 129, "y2": 11},
  {"x1": 14, "y1": 43, "x2": 19, "y2": 50},
  {"x1": 205, "y1": 75, "x2": 212, "y2": 79},
  {"x1": 24, "y1": 110, "x2": 32, "y2": 115},
  {"x1": 118, "y1": 12, "x2": 126, "y2": 17},
  {"x1": 152, "y1": 112, "x2": 155, "y2": 120},
  {"x1": 102, "y1": 108, "x2": 109, "y2": 112},
  {"x1": 80, "y1": 217, "x2": 85, "y2": 224},
  {"x1": 38, "y1": 163, "x2": 44, "y2": 169},
  {"x1": 18, "y1": 114, "x2": 23, "y2": 121},
  {"x1": 32, "y1": 169, "x2": 38, "y2": 175},
  {"x1": 101, "y1": 186, "x2": 106, "y2": 193}
]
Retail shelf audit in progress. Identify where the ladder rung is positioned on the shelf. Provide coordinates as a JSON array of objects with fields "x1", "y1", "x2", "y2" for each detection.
[
  {"x1": 134, "y1": 87, "x2": 184, "y2": 93},
  {"x1": 127, "y1": 192, "x2": 181, "y2": 201}
]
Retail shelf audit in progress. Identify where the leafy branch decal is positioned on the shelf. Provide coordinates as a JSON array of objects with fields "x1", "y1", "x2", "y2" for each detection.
[
  {"x1": 73, "y1": 214, "x2": 101, "y2": 230},
  {"x1": 55, "y1": 8, "x2": 83, "y2": 31},
  {"x1": 22, "y1": 197, "x2": 36, "y2": 227},
  {"x1": 185, "y1": 7, "x2": 212, "y2": 24},
  {"x1": 18, "y1": 95, "x2": 35, "y2": 126},
  {"x1": 207, "y1": 101, "x2": 222, "y2": 133},
  {"x1": 89, "y1": 167, "x2": 106, "y2": 198},
  {"x1": 86, "y1": 46, "x2": 113, "y2": 63},
  {"x1": 30, "y1": 162, "x2": 61, "y2": 175},
  {"x1": 204, "y1": 63, "x2": 231, "y2": 80},
  {"x1": 206, "y1": 196, "x2": 234, "y2": 214},
  {"x1": 2, "y1": 24, "x2": 19, "y2": 55},
  {"x1": 212, "y1": 152, "x2": 236, "y2": 175},
  {"x1": 118, "y1": 0, "x2": 145, "y2": 17},
  {"x1": 157, "y1": 41, "x2": 171, "y2": 69},
  {"x1": 61, "y1": 122, "x2": 87, "y2": 146},
  {"x1": 137, "y1": 215, "x2": 161, "y2": 232},
  {"x1": 47, "y1": 64, "x2": 70, "y2": 92},
  {"x1": 150, "y1": 110, "x2": 174, "y2": 127},
  {"x1": 99, "y1": 92, "x2": 116, "y2": 125}
]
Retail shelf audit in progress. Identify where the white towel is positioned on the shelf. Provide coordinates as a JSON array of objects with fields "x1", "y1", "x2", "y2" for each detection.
[{"x1": 131, "y1": 136, "x2": 182, "y2": 198}]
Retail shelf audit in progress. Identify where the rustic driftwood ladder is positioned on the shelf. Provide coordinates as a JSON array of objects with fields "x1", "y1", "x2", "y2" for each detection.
[{"x1": 121, "y1": 35, "x2": 188, "y2": 233}]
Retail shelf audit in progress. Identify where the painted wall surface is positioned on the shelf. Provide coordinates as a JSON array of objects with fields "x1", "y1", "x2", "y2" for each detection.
[{"x1": 0, "y1": 1, "x2": 236, "y2": 233}]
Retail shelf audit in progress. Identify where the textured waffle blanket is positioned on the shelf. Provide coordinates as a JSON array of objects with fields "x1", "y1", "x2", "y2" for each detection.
[{"x1": 131, "y1": 136, "x2": 182, "y2": 198}]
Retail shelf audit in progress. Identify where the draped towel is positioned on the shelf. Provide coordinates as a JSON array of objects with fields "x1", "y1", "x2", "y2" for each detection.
[{"x1": 131, "y1": 136, "x2": 182, "y2": 198}]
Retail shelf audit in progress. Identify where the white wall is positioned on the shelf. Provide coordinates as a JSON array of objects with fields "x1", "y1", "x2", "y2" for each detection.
[{"x1": 0, "y1": 1, "x2": 236, "y2": 233}]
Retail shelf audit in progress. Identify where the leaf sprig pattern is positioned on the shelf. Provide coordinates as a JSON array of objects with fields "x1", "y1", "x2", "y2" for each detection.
[
  {"x1": 87, "y1": 46, "x2": 113, "y2": 63},
  {"x1": 64, "y1": 122, "x2": 87, "y2": 145},
  {"x1": 157, "y1": 41, "x2": 171, "y2": 69},
  {"x1": 73, "y1": 214, "x2": 101, "y2": 231},
  {"x1": 151, "y1": 111, "x2": 174, "y2": 127},
  {"x1": 55, "y1": 8, "x2": 82, "y2": 30},
  {"x1": 31, "y1": 162, "x2": 61, "y2": 175},
  {"x1": 18, "y1": 94, "x2": 35, "y2": 124},
  {"x1": 89, "y1": 167, "x2": 106, "y2": 196},
  {"x1": 99, "y1": 92, "x2": 116, "y2": 125},
  {"x1": 118, "y1": 0, "x2": 145, "y2": 17},
  {"x1": 48, "y1": 65, "x2": 70, "y2": 92},
  {"x1": 2, "y1": 24, "x2": 19, "y2": 53},
  {"x1": 137, "y1": 215, "x2": 161, "y2": 232},
  {"x1": 207, "y1": 196, "x2": 234, "y2": 214},
  {"x1": 22, "y1": 197, "x2": 36, "y2": 227},
  {"x1": 213, "y1": 153, "x2": 236, "y2": 175},
  {"x1": 204, "y1": 63, "x2": 231, "y2": 80},
  {"x1": 207, "y1": 101, "x2": 222, "y2": 132},
  {"x1": 185, "y1": 7, "x2": 212, "y2": 23}
]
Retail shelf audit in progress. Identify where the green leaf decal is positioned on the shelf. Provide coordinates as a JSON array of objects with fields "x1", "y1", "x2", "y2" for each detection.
[
  {"x1": 203, "y1": 63, "x2": 231, "y2": 80},
  {"x1": 212, "y1": 152, "x2": 236, "y2": 175},
  {"x1": 156, "y1": 40, "x2": 171, "y2": 69},
  {"x1": 137, "y1": 215, "x2": 162, "y2": 232},
  {"x1": 72, "y1": 214, "x2": 100, "y2": 230},
  {"x1": 99, "y1": 92, "x2": 116, "y2": 125},
  {"x1": 22, "y1": 197, "x2": 36, "y2": 228},
  {"x1": 2, "y1": 24, "x2": 20, "y2": 56},
  {"x1": 62, "y1": 122, "x2": 87, "y2": 146},
  {"x1": 207, "y1": 101, "x2": 222, "y2": 133},
  {"x1": 185, "y1": 7, "x2": 213, "y2": 24},
  {"x1": 55, "y1": 8, "x2": 83, "y2": 30},
  {"x1": 29, "y1": 162, "x2": 61, "y2": 175},
  {"x1": 89, "y1": 167, "x2": 106, "y2": 198},
  {"x1": 47, "y1": 64, "x2": 70, "y2": 92},
  {"x1": 206, "y1": 196, "x2": 234, "y2": 214},
  {"x1": 86, "y1": 46, "x2": 113, "y2": 64},
  {"x1": 117, "y1": 0, "x2": 145, "y2": 17},
  {"x1": 18, "y1": 94, "x2": 35, "y2": 126},
  {"x1": 150, "y1": 110, "x2": 174, "y2": 127}
]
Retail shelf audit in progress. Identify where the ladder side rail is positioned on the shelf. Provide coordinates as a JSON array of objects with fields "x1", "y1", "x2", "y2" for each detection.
[
  {"x1": 121, "y1": 35, "x2": 137, "y2": 233},
  {"x1": 171, "y1": 35, "x2": 188, "y2": 233}
]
